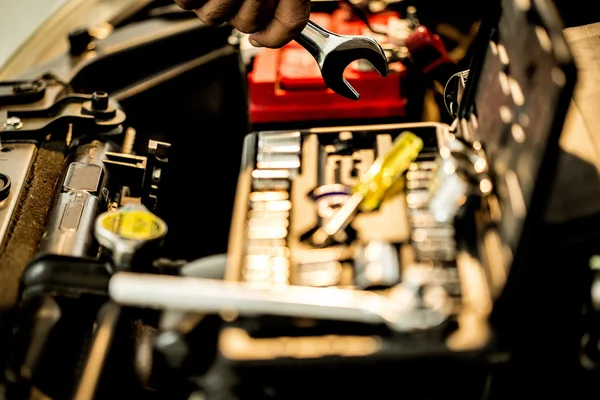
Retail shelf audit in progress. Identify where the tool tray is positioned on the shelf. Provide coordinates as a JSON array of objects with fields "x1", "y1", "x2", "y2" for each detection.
[{"x1": 221, "y1": 0, "x2": 576, "y2": 369}]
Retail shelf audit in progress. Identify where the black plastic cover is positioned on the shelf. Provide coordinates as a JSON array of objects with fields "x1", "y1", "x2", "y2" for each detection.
[
  {"x1": 459, "y1": 0, "x2": 576, "y2": 270},
  {"x1": 20, "y1": 255, "x2": 111, "y2": 299}
]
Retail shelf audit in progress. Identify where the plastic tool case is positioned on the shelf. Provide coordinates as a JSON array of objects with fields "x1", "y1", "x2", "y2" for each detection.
[{"x1": 218, "y1": 0, "x2": 576, "y2": 396}]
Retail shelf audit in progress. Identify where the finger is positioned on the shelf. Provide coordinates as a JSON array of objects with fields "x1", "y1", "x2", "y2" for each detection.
[
  {"x1": 249, "y1": 0, "x2": 310, "y2": 48},
  {"x1": 229, "y1": 0, "x2": 278, "y2": 34},
  {"x1": 173, "y1": 0, "x2": 207, "y2": 10},
  {"x1": 195, "y1": 0, "x2": 244, "y2": 26}
]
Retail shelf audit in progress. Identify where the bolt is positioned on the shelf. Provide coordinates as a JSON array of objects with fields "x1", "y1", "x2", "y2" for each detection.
[
  {"x1": 155, "y1": 331, "x2": 189, "y2": 369},
  {"x1": 407, "y1": 6, "x2": 417, "y2": 17},
  {"x1": 339, "y1": 131, "x2": 353, "y2": 141},
  {"x1": 68, "y1": 27, "x2": 93, "y2": 56},
  {"x1": 121, "y1": 127, "x2": 136, "y2": 154},
  {"x1": 3, "y1": 117, "x2": 23, "y2": 130},
  {"x1": 368, "y1": 1, "x2": 386, "y2": 13},
  {"x1": 91, "y1": 91, "x2": 109, "y2": 110},
  {"x1": 407, "y1": 6, "x2": 420, "y2": 28}
]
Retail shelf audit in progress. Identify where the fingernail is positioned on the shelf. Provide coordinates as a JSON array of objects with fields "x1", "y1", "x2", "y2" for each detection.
[{"x1": 249, "y1": 38, "x2": 263, "y2": 47}]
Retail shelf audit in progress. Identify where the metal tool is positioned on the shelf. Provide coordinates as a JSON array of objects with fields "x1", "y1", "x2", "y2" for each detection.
[
  {"x1": 444, "y1": 70, "x2": 469, "y2": 118},
  {"x1": 311, "y1": 131, "x2": 423, "y2": 247},
  {"x1": 296, "y1": 20, "x2": 389, "y2": 100},
  {"x1": 354, "y1": 241, "x2": 401, "y2": 289},
  {"x1": 73, "y1": 302, "x2": 120, "y2": 400},
  {"x1": 428, "y1": 161, "x2": 471, "y2": 223},
  {"x1": 95, "y1": 203, "x2": 167, "y2": 268},
  {"x1": 109, "y1": 272, "x2": 449, "y2": 332},
  {"x1": 39, "y1": 140, "x2": 118, "y2": 258},
  {"x1": 428, "y1": 138, "x2": 493, "y2": 223}
]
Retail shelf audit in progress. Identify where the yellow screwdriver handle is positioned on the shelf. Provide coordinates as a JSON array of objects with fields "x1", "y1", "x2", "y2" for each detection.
[{"x1": 356, "y1": 131, "x2": 424, "y2": 211}]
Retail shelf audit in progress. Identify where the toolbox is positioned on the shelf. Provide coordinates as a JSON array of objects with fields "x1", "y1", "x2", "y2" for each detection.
[{"x1": 219, "y1": 0, "x2": 576, "y2": 394}]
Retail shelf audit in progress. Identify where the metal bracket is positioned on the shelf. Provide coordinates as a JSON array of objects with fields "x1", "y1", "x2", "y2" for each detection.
[
  {"x1": 145, "y1": 140, "x2": 171, "y2": 211},
  {"x1": 0, "y1": 79, "x2": 48, "y2": 106},
  {"x1": 103, "y1": 152, "x2": 148, "y2": 197},
  {"x1": 0, "y1": 91, "x2": 126, "y2": 141}
]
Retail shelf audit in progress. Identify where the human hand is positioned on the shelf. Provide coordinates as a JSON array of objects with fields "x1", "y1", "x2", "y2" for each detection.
[{"x1": 174, "y1": 0, "x2": 311, "y2": 48}]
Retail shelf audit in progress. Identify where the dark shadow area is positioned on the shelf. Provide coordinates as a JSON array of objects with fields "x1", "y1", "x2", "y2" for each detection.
[
  {"x1": 490, "y1": 150, "x2": 600, "y2": 399},
  {"x1": 118, "y1": 52, "x2": 250, "y2": 261}
]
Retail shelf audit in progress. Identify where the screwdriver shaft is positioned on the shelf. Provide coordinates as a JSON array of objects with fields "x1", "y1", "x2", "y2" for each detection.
[{"x1": 312, "y1": 192, "x2": 363, "y2": 246}]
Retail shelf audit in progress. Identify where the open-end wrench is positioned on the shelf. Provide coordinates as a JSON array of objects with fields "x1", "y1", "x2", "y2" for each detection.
[{"x1": 296, "y1": 20, "x2": 389, "y2": 100}]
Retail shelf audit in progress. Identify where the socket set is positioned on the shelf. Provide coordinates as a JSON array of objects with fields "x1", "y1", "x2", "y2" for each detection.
[
  {"x1": 222, "y1": 124, "x2": 491, "y2": 367},
  {"x1": 241, "y1": 131, "x2": 300, "y2": 289},
  {"x1": 406, "y1": 157, "x2": 459, "y2": 264}
]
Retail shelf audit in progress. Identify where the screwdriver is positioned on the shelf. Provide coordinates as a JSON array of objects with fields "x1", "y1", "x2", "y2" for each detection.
[{"x1": 312, "y1": 131, "x2": 424, "y2": 247}]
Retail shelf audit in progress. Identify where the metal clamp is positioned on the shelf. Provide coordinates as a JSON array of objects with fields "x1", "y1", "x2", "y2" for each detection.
[
  {"x1": 145, "y1": 140, "x2": 171, "y2": 210},
  {"x1": 0, "y1": 91, "x2": 126, "y2": 141}
]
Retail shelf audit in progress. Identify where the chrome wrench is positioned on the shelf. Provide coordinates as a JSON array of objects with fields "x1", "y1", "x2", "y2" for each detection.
[{"x1": 296, "y1": 20, "x2": 389, "y2": 100}]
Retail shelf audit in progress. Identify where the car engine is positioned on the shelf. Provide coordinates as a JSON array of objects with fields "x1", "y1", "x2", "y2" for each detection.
[{"x1": 1, "y1": 0, "x2": 598, "y2": 399}]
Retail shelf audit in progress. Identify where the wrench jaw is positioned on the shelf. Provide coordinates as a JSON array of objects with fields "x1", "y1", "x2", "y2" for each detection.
[
  {"x1": 324, "y1": 76, "x2": 361, "y2": 101},
  {"x1": 322, "y1": 38, "x2": 390, "y2": 101}
]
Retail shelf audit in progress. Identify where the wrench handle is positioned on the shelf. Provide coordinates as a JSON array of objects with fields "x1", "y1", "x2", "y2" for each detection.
[
  {"x1": 109, "y1": 272, "x2": 388, "y2": 325},
  {"x1": 296, "y1": 20, "x2": 333, "y2": 66}
]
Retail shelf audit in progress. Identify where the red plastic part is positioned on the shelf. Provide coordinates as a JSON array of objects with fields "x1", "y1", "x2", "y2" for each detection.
[
  {"x1": 248, "y1": 11, "x2": 408, "y2": 124},
  {"x1": 404, "y1": 26, "x2": 454, "y2": 74}
]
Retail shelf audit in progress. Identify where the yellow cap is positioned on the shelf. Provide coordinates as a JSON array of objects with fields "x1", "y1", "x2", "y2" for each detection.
[{"x1": 99, "y1": 206, "x2": 167, "y2": 242}]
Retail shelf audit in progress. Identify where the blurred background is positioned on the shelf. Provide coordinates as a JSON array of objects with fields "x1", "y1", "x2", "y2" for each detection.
[{"x1": 0, "y1": 0, "x2": 68, "y2": 67}]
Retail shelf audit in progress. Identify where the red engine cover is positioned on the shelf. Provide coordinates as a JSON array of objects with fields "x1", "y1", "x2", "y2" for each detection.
[{"x1": 248, "y1": 10, "x2": 408, "y2": 124}]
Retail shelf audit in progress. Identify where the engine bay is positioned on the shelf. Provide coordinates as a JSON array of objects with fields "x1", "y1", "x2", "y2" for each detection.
[{"x1": 1, "y1": 0, "x2": 598, "y2": 399}]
